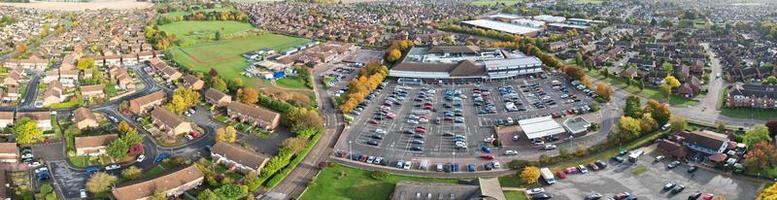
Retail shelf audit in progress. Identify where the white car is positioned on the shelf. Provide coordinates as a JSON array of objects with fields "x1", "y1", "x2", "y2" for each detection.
[
  {"x1": 366, "y1": 156, "x2": 376, "y2": 164},
  {"x1": 185, "y1": 134, "x2": 194, "y2": 140},
  {"x1": 28, "y1": 161, "x2": 42, "y2": 168},
  {"x1": 21, "y1": 153, "x2": 34, "y2": 159},
  {"x1": 136, "y1": 154, "x2": 146, "y2": 162},
  {"x1": 375, "y1": 129, "x2": 387, "y2": 134},
  {"x1": 543, "y1": 144, "x2": 557, "y2": 150},
  {"x1": 34, "y1": 167, "x2": 48, "y2": 174},
  {"x1": 80, "y1": 188, "x2": 87, "y2": 198},
  {"x1": 493, "y1": 162, "x2": 501, "y2": 169},
  {"x1": 105, "y1": 164, "x2": 121, "y2": 171},
  {"x1": 504, "y1": 150, "x2": 518, "y2": 156},
  {"x1": 526, "y1": 187, "x2": 546, "y2": 195},
  {"x1": 403, "y1": 161, "x2": 412, "y2": 170},
  {"x1": 406, "y1": 120, "x2": 419, "y2": 125}
]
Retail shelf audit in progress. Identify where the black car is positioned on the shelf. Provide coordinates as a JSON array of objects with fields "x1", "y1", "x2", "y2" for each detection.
[
  {"x1": 611, "y1": 156, "x2": 625, "y2": 163},
  {"x1": 371, "y1": 134, "x2": 384, "y2": 140},
  {"x1": 531, "y1": 193, "x2": 552, "y2": 200},
  {"x1": 367, "y1": 140, "x2": 379, "y2": 146},
  {"x1": 671, "y1": 185, "x2": 686, "y2": 194},
  {"x1": 410, "y1": 146, "x2": 423, "y2": 151},
  {"x1": 595, "y1": 160, "x2": 608, "y2": 168}
]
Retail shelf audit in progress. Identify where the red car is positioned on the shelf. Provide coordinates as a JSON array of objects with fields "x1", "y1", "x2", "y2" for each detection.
[
  {"x1": 555, "y1": 171, "x2": 567, "y2": 179},
  {"x1": 415, "y1": 126, "x2": 426, "y2": 130},
  {"x1": 415, "y1": 129, "x2": 426, "y2": 134},
  {"x1": 423, "y1": 102, "x2": 433, "y2": 106},
  {"x1": 368, "y1": 119, "x2": 379, "y2": 124},
  {"x1": 481, "y1": 154, "x2": 495, "y2": 160},
  {"x1": 565, "y1": 167, "x2": 577, "y2": 174},
  {"x1": 701, "y1": 193, "x2": 714, "y2": 200}
]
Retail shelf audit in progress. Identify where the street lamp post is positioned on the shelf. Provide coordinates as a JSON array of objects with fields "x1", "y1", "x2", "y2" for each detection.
[{"x1": 349, "y1": 140, "x2": 353, "y2": 160}]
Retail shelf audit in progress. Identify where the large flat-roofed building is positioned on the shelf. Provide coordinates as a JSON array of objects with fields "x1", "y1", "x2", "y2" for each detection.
[
  {"x1": 461, "y1": 19, "x2": 541, "y2": 36},
  {"x1": 518, "y1": 116, "x2": 566, "y2": 140},
  {"x1": 389, "y1": 46, "x2": 543, "y2": 81}
]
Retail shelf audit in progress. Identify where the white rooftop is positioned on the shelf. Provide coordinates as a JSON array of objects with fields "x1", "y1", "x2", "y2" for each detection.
[
  {"x1": 519, "y1": 116, "x2": 566, "y2": 139},
  {"x1": 462, "y1": 19, "x2": 541, "y2": 35},
  {"x1": 489, "y1": 13, "x2": 523, "y2": 20},
  {"x1": 483, "y1": 57, "x2": 542, "y2": 70}
]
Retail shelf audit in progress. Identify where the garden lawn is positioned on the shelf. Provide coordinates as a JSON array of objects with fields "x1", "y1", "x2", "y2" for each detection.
[
  {"x1": 300, "y1": 164, "x2": 458, "y2": 200},
  {"x1": 504, "y1": 191, "x2": 529, "y2": 200},
  {"x1": 46, "y1": 99, "x2": 83, "y2": 109},
  {"x1": 275, "y1": 77, "x2": 306, "y2": 89},
  {"x1": 470, "y1": 0, "x2": 523, "y2": 6},
  {"x1": 168, "y1": 32, "x2": 308, "y2": 84},
  {"x1": 720, "y1": 107, "x2": 777, "y2": 121},
  {"x1": 587, "y1": 69, "x2": 698, "y2": 107}
]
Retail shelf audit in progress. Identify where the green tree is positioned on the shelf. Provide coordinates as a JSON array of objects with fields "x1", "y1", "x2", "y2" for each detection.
[
  {"x1": 211, "y1": 76, "x2": 228, "y2": 92},
  {"x1": 14, "y1": 117, "x2": 43, "y2": 144},
  {"x1": 662, "y1": 62, "x2": 674, "y2": 73},
  {"x1": 644, "y1": 100, "x2": 672, "y2": 126},
  {"x1": 659, "y1": 83, "x2": 672, "y2": 100},
  {"x1": 281, "y1": 137, "x2": 308, "y2": 154},
  {"x1": 121, "y1": 166, "x2": 142, "y2": 180},
  {"x1": 106, "y1": 138, "x2": 128, "y2": 160},
  {"x1": 284, "y1": 107, "x2": 324, "y2": 133},
  {"x1": 669, "y1": 115, "x2": 688, "y2": 132},
  {"x1": 624, "y1": 96, "x2": 642, "y2": 118},
  {"x1": 743, "y1": 125, "x2": 772, "y2": 148},
  {"x1": 214, "y1": 31, "x2": 222, "y2": 41},
  {"x1": 214, "y1": 184, "x2": 248, "y2": 199},
  {"x1": 86, "y1": 172, "x2": 117, "y2": 193},
  {"x1": 122, "y1": 129, "x2": 143, "y2": 145},
  {"x1": 718, "y1": 121, "x2": 727, "y2": 132},
  {"x1": 197, "y1": 189, "x2": 220, "y2": 200},
  {"x1": 763, "y1": 76, "x2": 777, "y2": 85},
  {"x1": 617, "y1": 116, "x2": 642, "y2": 140}
]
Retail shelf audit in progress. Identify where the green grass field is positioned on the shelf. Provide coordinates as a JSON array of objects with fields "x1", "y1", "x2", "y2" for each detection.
[
  {"x1": 720, "y1": 107, "x2": 777, "y2": 121},
  {"x1": 300, "y1": 164, "x2": 458, "y2": 200},
  {"x1": 587, "y1": 69, "x2": 698, "y2": 107},
  {"x1": 275, "y1": 77, "x2": 306, "y2": 89},
  {"x1": 470, "y1": 0, "x2": 523, "y2": 6},
  {"x1": 575, "y1": 0, "x2": 604, "y2": 4},
  {"x1": 159, "y1": 21, "x2": 255, "y2": 46},
  {"x1": 505, "y1": 191, "x2": 529, "y2": 200}
]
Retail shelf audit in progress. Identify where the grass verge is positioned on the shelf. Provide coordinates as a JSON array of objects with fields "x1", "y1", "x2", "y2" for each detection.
[
  {"x1": 505, "y1": 190, "x2": 529, "y2": 200},
  {"x1": 275, "y1": 77, "x2": 306, "y2": 89}
]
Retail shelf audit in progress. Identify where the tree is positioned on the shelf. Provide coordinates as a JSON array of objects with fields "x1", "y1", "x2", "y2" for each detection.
[
  {"x1": 644, "y1": 100, "x2": 671, "y2": 126},
  {"x1": 240, "y1": 87, "x2": 259, "y2": 104},
  {"x1": 385, "y1": 49, "x2": 402, "y2": 62},
  {"x1": 624, "y1": 96, "x2": 643, "y2": 118},
  {"x1": 14, "y1": 117, "x2": 43, "y2": 144},
  {"x1": 766, "y1": 119, "x2": 777, "y2": 137},
  {"x1": 122, "y1": 130, "x2": 143, "y2": 146},
  {"x1": 214, "y1": 31, "x2": 222, "y2": 41},
  {"x1": 215, "y1": 126, "x2": 237, "y2": 143},
  {"x1": 282, "y1": 137, "x2": 308, "y2": 154},
  {"x1": 86, "y1": 172, "x2": 117, "y2": 193},
  {"x1": 117, "y1": 121, "x2": 133, "y2": 133},
  {"x1": 77, "y1": 57, "x2": 96, "y2": 71},
  {"x1": 121, "y1": 166, "x2": 142, "y2": 180},
  {"x1": 16, "y1": 43, "x2": 27, "y2": 54},
  {"x1": 669, "y1": 116, "x2": 688, "y2": 132},
  {"x1": 106, "y1": 138, "x2": 129, "y2": 160},
  {"x1": 285, "y1": 107, "x2": 324, "y2": 133},
  {"x1": 575, "y1": 52, "x2": 584, "y2": 68},
  {"x1": 197, "y1": 189, "x2": 220, "y2": 200},
  {"x1": 758, "y1": 175, "x2": 777, "y2": 199},
  {"x1": 659, "y1": 83, "x2": 672, "y2": 100},
  {"x1": 743, "y1": 125, "x2": 772, "y2": 148},
  {"x1": 744, "y1": 141, "x2": 777, "y2": 176},
  {"x1": 214, "y1": 184, "x2": 248, "y2": 199},
  {"x1": 662, "y1": 62, "x2": 674, "y2": 73},
  {"x1": 618, "y1": 116, "x2": 642, "y2": 138},
  {"x1": 664, "y1": 76, "x2": 681, "y2": 88},
  {"x1": 639, "y1": 113, "x2": 658, "y2": 134},
  {"x1": 211, "y1": 76, "x2": 228, "y2": 92},
  {"x1": 717, "y1": 121, "x2": 727, "y2": 132},
  {"x1": 520, "y1": 166, "x2": 541, "y2": 185},
  {"x1": 595, "y1": 82, "x2": 613, "y2": 101},
  {"x1": 763, "y1": 76, "x2": 777, "y2": 85}
]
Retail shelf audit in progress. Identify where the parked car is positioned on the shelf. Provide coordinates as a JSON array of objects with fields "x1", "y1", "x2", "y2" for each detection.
[
  {"x1": 687, "y1": 165, "x2": 698, "y2": 173},
  {"x1": 667, "y1": 161, "x2": 681, "y2": 169},
  {"x1": 504, "y1": 150, "x2": 518, "y2": 155},
  {"x1": 663, "y1": 182, "x2": 677, "y2": 191},
  {"x1": 80, "y1": 189, "x2": 87, "y2": 198},
  {"x1": 105, "y1": 164, "x2": 121, "y2": 171},
  {"x1": 585, "y1": 192, "x2": 603, "y2": 200},
  {"x1": 671, "y1": 185, "x2": 686, "y2": 194},
  {"x1": 154, "y1": 153, "x2": 170, "y2": 163}
]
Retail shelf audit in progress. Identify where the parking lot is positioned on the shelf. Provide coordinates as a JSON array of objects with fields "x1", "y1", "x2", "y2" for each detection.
[
  {"x1": 336, "y1": 72, "x2": 601, "y2": 173},
  {"x1": 542, "y1": 149, "x2": 762, "y2": 200}
]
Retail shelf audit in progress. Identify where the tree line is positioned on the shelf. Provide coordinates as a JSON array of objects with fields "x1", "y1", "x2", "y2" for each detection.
[{"x1": 338, "y1": 62, "x2": 389, "y2": 113}]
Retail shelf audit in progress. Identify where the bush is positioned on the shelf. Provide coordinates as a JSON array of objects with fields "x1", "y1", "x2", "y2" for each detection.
[
  {"x1": 370, "y1": 171, "x2": 389, "y2": 180},
  {"x1": 507, "y1": 160, "x2": 534, "y2": 170}
]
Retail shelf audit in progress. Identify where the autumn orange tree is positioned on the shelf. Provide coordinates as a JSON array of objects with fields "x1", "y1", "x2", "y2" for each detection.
[{"x1": 339, "y1": 62, "x2": 389, "y2": 113}]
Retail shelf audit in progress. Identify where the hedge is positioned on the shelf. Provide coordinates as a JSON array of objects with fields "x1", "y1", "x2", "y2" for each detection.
[
  {"x1": 258, "y1": 95, "x2": 294, "y2": 114},
  {"x1": 265, "y1": 129, "x2": 323, "y2": 188},
  {"x1": 247, "y1": 128, "x2": 323, "y2": 191}
]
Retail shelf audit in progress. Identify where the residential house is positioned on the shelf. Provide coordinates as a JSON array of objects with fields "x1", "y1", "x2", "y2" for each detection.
[
  {"x1": 128, "y1": 91, "x2": 166, "y2": 114},
  {"x1": 73, "y1": 107, "x2": 99, "y2": 130},
  {"x1": 0, "y1": 143, "x2": 18, "y2": 163},
  {"x1": 210, "y1": 142, "x2": 270, "y2": 174},
  {"x1": 150, "y1": 108, "x2": 193, "y2": 136},
  {"x1": 109, "y1": 66, "x2": 136, "y2": 90},
  {"x1": 16, "y1": 112, "x2": 52, "y2": 131},
  {"x1": 160, "y1": 67, "x2": 182, "y2": 82},
  {"x1": 726, "y1": 84, "x2": 777, "y2": 109},
  {"x1": 204, "y1": 89, "x2": 231, "y2": 107},
  {"x1": 2, "y1": 87, "x2": 20, "y2": 102},
  {"x1": 656, "y1": 139, "x2": 688, "y2": 159},
  {"x1": 182, "y1": 75, "x2": 204, "y2": 91},
  {"x1": 619, "y1": 67, "x2": 638, "y2": 80},
  {"x1": 3, "y1": 55, "x2": 47, "y2": 71},
  {"x1": 676, "y1": 77, "x2": 702, "y2": 98},
  {"x1": 80, "y1": 85, "x2": 105, "y2": 99},
  {"x1": 111, "y1": 165, "x2": 204, "y2": 200},
  {"x1": 42, "y1": 80, "x2": 64, "y2": 107},
  {"x1": 226, "y1": 102, "x2": 281, "y2": 131},
  {"x1": 677, "y1": 130, "x2": 729, "y2": 155},
  {"x1": 3, "y1": 69, "x2": 24, "y2": 88},
  {"x1": 74, "y1": 134, "x2": 118, "y2": 156},
  {"x1": 0, "y1": 112, "x2": 13, "y2": 128}
]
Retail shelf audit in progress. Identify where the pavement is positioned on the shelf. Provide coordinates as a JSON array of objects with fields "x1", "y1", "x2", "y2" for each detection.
[{"x1": 544, "y1": 148, "x2": 763, "y2": 200}]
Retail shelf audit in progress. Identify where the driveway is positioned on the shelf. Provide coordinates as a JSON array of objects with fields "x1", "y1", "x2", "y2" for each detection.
[
  {"x1": 49, "y1": 161, "x2": 89, "y2": 199},
  {"x1": 544, "y1": 151, "x2": 763, "y2": 199}
]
